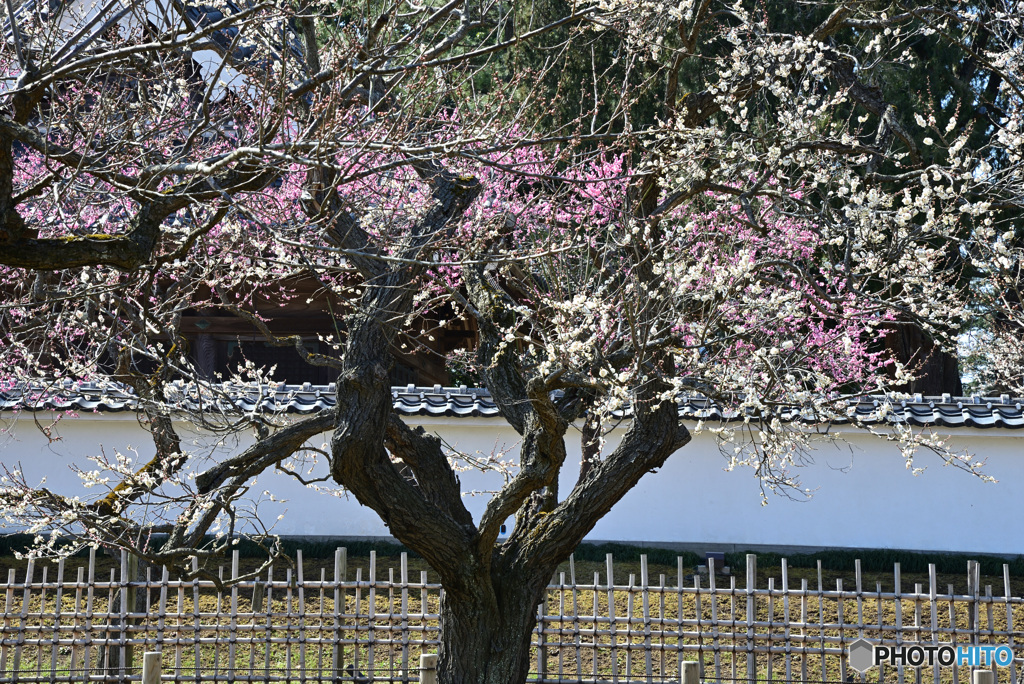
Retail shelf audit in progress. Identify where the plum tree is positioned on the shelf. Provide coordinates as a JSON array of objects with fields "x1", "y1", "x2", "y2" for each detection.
[{"x1": 1, "y1": 2, "x2": 1021, "y2": 683}]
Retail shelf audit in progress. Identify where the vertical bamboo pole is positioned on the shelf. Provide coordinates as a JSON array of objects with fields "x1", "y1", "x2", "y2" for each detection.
[
  {"x1": 914, "y1": 583, "x2": 923, "y2": 684},
  {"x1": 83, "y1": 549, "x2": 96, "y2": 683},
  {"x1": 985, "y1": 585, "x2": 995, "y2": 681},
  {"x1": 50, "y1": 559, "x2": 65, "y2": 680},
  {"x1": 694, "y1": 572, "x2": 703, "y2": 681},
  {"x1": 766, "y1": 577, "x2": 774, "y2": 683},
  {"x1": 837, "y1": 579, "x2": 847, "y2": 683},
  {"x1": 606, "y1": 553, "x2": 616, "y2": 684},
  {"x1": 880, "y1": 582, "x2": 889, "y2": 684},
  {"x1": 929, "y1": 565, "x2": 939, "y2": 684},
  {"x1": 537, "y1": 601, "x2": 547, "y2": 684},
  {"x1": 895, "y1": 563, "x2": 905, "y2": 684},
  {"x1": 35, "y1": 564, "x2": 47, "y2": 680},
  {"x1": 247, "y1": 569, "x2": 260, "y2": 679},
  {"x1": 157, "y1": 566, "x2": 168, "y2": 663},
  {"x1": 855, "y1": 559, "x2": 865, "y2": 684},
  {"x1": 710, "y1": 559, "x2": 721, "y2": 684},
  {"x1": 571, "y1": 555, "x2": 581, "y2": 682},
  {"x1": 593, "y1": 571, "x2": 600, "y2": 681},
  {"x1": 13, "y1": 558, "x2": 36, "y2": 684},
  {"x1": 212, "y1": 565, "x2": 223, "y2": 683},
  {"x1": 400, "y1": 552, "x2": 409, "y2": 683},
  {"x1": 641, "y1": 556, "x2": 652, "y2": 682},
  {"x1": 746, "y1": 554, "x2": 756, "y2": 684},
  {"x1": 1003, "y1": 565, "x2": 1017, "y2": 684},
  {"x1": 318, "y1": 567, "x2": 326, "y2": 681},
  {"x1": 297, "y1": 550, "x2": 306, "y2": 684},
  {"x1": 263, "y1": 565, "x2": 274, "y2": 684},
  {"x1": 782, "y1": 559, "x2": 791, "y2": 684},
  {"x1": 144, "y1": 566, "x2": 153, "y2": 656},
  {"x1": 285, "y1": 567, "x2": 294, "y2": 682},
  {"x1": 354, "y1": 567, "x2": 363, "y2": 678},
  {"x1": 985, "y1": 584, "x2": 994, "y2": 640},
  {"x1": 949, "y1": 584, "x2": 959, "y2": 684},
  {"x1": 155, "y1": 565, "x2": 167, "y2": 671},
  {"x1": 229, "y1": 550, "x2": 239, "y2": 683},
  {"x1": 122, "y1": 550, "x2": 136, "y2": 676},
  {"x1": 368, "y1": 552, "x2": 376, "y2": 682},
  {"x1": 730, "y1": 576, "x2": 737, "y2": 684},
  {"x1": 175, "y1": 577, "x2": 184, "y2": 683},
  {"x1": 676, "y1": 556, "x2": 684, "y2": 678},
  {"x1": 191, "y1": 557, "x2": 200, "y2": 684},
  {"x1": 659, "y1": 573, "x2": 666, "y2": 680},
  {"x1": 558, "y1": 571, "x2": 566, "y2": 682},
  {"x1": 626, "y1": 573, "x2": 635, "y2": 678},
  {"x1": 71, "y1": 566, "x2": 85, "y2": 678},
  {"x1": 800, "y1": 578, "x2": 808, "y2": 684},
  {"x1": 0, "y1": 569, "x2": 13, "y2": 677},
  {"x1": 333, "y1": 548, "x2": 344, "y2": 682},
  {"x1": 969, "y1": 561, "x2": 980, "y2": 648},
  {"x1": 816, "y1": 561, "x2": 825, "y2": 684},
  {"x1": 388, "y1": 567, "x2": 395, "y2": 683},
  {"x1": 420, "y1": 570, "x2": 428, "y2": 676}
]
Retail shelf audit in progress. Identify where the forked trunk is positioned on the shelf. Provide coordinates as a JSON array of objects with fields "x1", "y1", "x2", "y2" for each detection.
[{"x1": 437, "y1": 572, "x2": 548, "y2": 684}]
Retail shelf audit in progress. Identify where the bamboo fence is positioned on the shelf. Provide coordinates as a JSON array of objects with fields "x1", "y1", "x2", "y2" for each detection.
[{"x1": 0, "y1": 549, "x2": 1020, "y2": 684}]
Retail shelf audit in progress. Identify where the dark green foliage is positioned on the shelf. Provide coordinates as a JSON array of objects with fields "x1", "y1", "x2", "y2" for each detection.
[
  {"x1": 571, "y1": 541, "x2": 703, "y2": 568},
  {"x1": 497, "y1": 0, "x2": 662, "y2": 135},
  {"x1": 727, "y1": 547, "x2": 1024, "y2": 577},
  {"x1": 3, "y1": 535, "x2": 1023, "y2": 580},
  {"x1": 0, "y1": 533, "x2": 43, "y2": 557},
  {"x1": 0, "y1": 533, "x2": 419, "y2": 562},
  {"x1": 235, "y1": 536, "x2": 417, "y2": 560},
  {"x1": 4, "y1": 533, "x2": 1021, "y2": 575}
]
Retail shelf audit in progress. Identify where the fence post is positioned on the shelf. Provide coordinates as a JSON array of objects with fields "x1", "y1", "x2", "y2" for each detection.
[
  {"x1": 141, "y1": 651, "x2": 161, "y2": 684},
  {"x1": 125, "y1": 552, "x2": 138, "y2": 674},
  {"x1": 419, "y1": 654, "x2": 438, "y2": 684},
  {"x1": 537, "y1": 601, "x2": 548, "y2": 681},
  {"x1": 681, "y1": 660, "x2": 701, "y2": 684},
  {"x1": 973, "y1": 670, "x2": 994, "y2": 684}
]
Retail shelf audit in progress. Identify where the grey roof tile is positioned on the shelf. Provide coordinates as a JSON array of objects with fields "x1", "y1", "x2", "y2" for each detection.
[{"x1": 0, "y1": 383, "x2": 1021, "y2": 428}]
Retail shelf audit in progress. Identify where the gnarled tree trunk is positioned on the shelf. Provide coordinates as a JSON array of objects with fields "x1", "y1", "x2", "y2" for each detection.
[{"x1": 437, "y1": 567, "x2": 549, "y2": 684}]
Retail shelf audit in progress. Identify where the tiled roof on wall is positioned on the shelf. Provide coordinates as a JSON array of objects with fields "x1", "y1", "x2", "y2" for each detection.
[{"x1": 0, "y1": 383, "x2": 1022, "y2": 429}]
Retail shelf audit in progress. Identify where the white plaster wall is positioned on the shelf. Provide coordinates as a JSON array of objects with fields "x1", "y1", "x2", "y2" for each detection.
[
  {"x1": 1, "y1": 410, "x2": 1021, "y2": 555},
  {"x1": 578, "y1": 426, "x2": 1022, "y2": 555}
]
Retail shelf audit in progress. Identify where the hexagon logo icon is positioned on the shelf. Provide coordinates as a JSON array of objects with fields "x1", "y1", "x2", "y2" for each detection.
[{"x1": 848, "y1": 638, "x2": 876, "y2": 673}]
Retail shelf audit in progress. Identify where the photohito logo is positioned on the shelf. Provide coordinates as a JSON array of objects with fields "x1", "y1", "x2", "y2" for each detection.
[{"x1": 847, "y1": 639, "x2": 1014, "y2": 673}]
